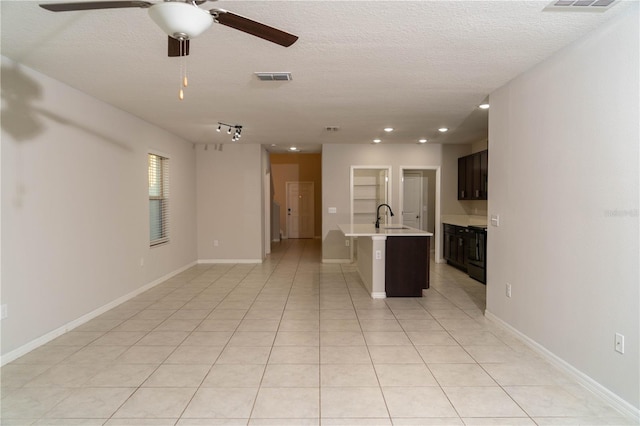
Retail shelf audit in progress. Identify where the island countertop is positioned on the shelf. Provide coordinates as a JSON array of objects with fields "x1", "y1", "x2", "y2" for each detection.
[{"x1": 338, "y1": 223, "x2": 434, "y2": 237}]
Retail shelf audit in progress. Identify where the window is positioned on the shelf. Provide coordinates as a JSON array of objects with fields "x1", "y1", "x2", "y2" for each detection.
[{"x1": 148, "y1": 153, "x2": 169, "y2": 246}]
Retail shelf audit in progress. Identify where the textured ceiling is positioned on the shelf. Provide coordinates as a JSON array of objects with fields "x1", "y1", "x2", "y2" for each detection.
[{"x1": 0, "y1": 1, "x2": 632, "y2": 152}]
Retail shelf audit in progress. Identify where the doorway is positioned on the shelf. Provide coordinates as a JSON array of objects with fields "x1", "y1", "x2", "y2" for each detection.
[
  {"x1": 400, "y1": 167, "x2": 441, "y2": 261},
  {"x1": 269, "y1": 152, "x2": 322, "y2": 244},
  {"x1": 286, "y1": 181, "x2": 315, "y2": 239},
  {"x1": 402, "y1": 172, "x2": 423, "y2": 230}
]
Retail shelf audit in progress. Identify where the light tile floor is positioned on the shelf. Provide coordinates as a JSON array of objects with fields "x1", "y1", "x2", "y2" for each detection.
[{"x1": 1, "y1": 239, "x2": 635, "y2": 425}]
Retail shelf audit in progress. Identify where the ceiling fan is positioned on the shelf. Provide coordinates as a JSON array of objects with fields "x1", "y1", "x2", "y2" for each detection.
[{"x1": 39, "y1": 0, "x2": 299, "y2": 57}]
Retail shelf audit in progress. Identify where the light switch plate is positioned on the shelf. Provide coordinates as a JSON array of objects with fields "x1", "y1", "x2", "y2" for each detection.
[
  {"x1": 491, "y1": 214, "x2": 500, "y2": 227},
  {"x1": 328, "y1": 207, "x2": 337, "y2": 214}
]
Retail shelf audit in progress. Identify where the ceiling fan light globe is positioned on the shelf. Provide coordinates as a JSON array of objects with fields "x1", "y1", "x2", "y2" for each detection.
[{"x1": 148, "y1": 2, "x2": 212, "y2": 39}]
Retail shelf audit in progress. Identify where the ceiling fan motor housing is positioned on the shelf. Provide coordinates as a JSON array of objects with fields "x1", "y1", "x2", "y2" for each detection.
[{"x1": 148, "y1": 1, "x2": 212, "y2": 39}]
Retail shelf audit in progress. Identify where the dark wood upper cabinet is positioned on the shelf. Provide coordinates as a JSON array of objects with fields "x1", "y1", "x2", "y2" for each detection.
[{"x1": 458, "y1": 150, "x2": 488, "y2": 200}]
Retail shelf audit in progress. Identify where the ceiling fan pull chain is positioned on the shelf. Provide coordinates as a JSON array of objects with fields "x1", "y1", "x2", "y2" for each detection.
[
  {"x1": 182, "y1": 55, "x2": 188, "y2": 88},
  {"x1": 178, "y1": 40, "x2": 186, "y2": 100},
  {"x1": 178, "y1": 68, "x2": 184, "y2": 101}
]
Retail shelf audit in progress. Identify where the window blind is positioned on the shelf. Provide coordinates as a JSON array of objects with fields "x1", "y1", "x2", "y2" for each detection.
[{"x1": 149, "y1": 153, "x2": 169, "y2": 246}]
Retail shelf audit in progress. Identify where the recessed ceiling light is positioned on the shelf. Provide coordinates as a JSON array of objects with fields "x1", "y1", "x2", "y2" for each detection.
[
  {"x1": 418, "y1": 139, "x2": 428, "y2": 144},
  {"x1": 373, "y1": 139, "x2": 382, "y2": 144},
  {"x1": 289, "y1": 146, "x2": 298, "y2": 151},
  {"x1": 383, "y1": 127, "x2": 394, "y2": 132},
  {"x1": 478, "y1": 103, "x2": 490, "y2": 109},
  {"x1": 438, "y1": 127, "x2": 449, "y2": 133}
]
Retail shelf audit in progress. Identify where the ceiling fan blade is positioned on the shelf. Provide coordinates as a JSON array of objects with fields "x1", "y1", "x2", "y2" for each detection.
[
  {"x1": 211, "y1": 9, "x2": 298, "y2": 47},
  {"x1": 39, "y1": 1, "x2": 152, "y2": 12},
  {"x1": 168, "y1": 36, "x2": 190, "y2": 57}
]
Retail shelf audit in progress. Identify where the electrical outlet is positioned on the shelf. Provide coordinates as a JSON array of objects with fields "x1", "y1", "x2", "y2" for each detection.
[
  {"x1": 615, "y1": 333, "x2": 625, "y2": 354},
  {"x1": 1, "y1": 304, "x2": 7, "y2": 320},
  {"x1": 345, "y1": 239, "x2": 350, "y2": 247},
  {"x1": 506, "y1": 283, "x2": 512, "y2": 298},
  {"x1": 375, "y1": 250, "x2": 382, "y2": 260}
]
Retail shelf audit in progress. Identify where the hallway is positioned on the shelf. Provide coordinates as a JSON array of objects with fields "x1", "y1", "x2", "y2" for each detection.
[{"x1": 0, "y1": 239, "x2": 632, "y2": 425}]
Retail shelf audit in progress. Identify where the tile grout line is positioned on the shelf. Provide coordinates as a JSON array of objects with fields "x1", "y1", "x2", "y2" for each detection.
[
  {"x1": 245, "y1": 238, "x2": 305, "y2": 423},
  {"x1": 106, "y1": 262, "x2": 243, "y2": 424}
]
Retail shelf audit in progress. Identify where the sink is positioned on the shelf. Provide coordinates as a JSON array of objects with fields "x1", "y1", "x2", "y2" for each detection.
[{"x1": 383, "y1": 225, "x2": 409, "y2": 230}]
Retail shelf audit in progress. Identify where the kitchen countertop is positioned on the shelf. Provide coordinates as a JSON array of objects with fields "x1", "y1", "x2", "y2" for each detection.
[
  {"x1": 338, "y1": 223, "x2": 434, "y2": 237},
  {"x1": 441, "y1": 214, "x2": 488, "y2": 227}
]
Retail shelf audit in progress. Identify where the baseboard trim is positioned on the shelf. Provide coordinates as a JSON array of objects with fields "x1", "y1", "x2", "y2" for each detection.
[
  {"x1": 321, "y1": 259, "x2": 352, "y2": 264},
  {"x1": 371, "y1": 291, "x2": 387, "y2": 299},
  {"x1": 0, "y1": 261, "x2": 197, "y2": 366},
  {"x1": 484, "y1": 309, "x2": 640, "y2": 423},
  {"x1": 197, "y1": 259, "x2": 262, "y2": 264}
]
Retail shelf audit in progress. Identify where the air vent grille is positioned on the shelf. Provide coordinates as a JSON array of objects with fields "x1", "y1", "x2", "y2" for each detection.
[
  {"x1": 544, "y1": 0, "x2": 617, "y2": 11},
  {"x1": 255, "y1": 72, "x2": 292, "y2": 81}
]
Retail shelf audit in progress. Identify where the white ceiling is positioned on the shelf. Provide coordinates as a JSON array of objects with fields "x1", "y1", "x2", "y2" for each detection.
[{"x1": 0, "y1": 0, "x2": 631, "y2": 153}]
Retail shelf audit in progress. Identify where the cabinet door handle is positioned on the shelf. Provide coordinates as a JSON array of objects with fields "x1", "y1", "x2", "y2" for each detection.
[{"x1": 475, "y1": 190, "x2": 479, "y2": 197}]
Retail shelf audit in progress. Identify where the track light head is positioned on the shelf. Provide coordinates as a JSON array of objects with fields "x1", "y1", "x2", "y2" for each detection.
[{"x1": 217, "y1": 122, "x2": 243, "y2": 142}]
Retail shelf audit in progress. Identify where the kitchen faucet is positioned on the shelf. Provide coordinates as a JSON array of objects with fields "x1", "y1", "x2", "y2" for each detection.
[{"x1": 375, "y1": 204, "x2": 394, "y2": 228}]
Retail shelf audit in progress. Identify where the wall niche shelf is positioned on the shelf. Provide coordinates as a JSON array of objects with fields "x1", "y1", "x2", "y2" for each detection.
[{"x1": 351, "y1": 167, "x2": 391, "y2": 225}]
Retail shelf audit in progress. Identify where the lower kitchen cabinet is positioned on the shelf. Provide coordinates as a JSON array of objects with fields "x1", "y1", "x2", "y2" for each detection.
[{"x1": 443, "y1": 224, "x2": 468, "y2": 271}]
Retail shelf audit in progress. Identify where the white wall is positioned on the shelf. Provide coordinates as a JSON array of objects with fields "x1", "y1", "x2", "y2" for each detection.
[
  {"x1": 322, "y1": 143, "x2": 443, "y2": 261},
  {"x1": 487, "y1": 5, "x2": 639, "y2": 413},
  {"x1": 1, "y1": 57, "x2": 198, "y2": 357},
  {"x1": 196, "y1": 143, "x2": 263, "y2": 262}
]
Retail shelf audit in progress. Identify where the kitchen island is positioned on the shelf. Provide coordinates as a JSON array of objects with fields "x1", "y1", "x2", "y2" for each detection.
[{"x1": 338, "y1": 224, "x2": 433, "y2": 298}]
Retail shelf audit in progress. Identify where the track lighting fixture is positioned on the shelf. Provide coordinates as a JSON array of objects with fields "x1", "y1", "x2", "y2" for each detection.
[{"x1": 217, "y1": 122, "x2": 243, "y2": 142}]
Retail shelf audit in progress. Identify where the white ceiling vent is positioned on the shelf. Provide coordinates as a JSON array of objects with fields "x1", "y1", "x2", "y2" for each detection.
[
  {"x1": 544, "y1": 0, "x2": 617, "y2": 12},
  {"x1": 255, "y1": 72, "x2": 292, "y2": 81}
]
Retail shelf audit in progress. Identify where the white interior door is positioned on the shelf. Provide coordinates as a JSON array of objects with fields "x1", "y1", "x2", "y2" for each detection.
[
  {"x1": 286, "y1": 182, "x2": 314, "y2": 238},
  {"x1": 402, "y1": 172, "x2": 422, "y2": 229}
]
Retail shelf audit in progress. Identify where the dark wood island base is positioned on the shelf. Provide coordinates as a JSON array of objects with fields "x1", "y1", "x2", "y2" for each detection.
[{"x1": 385, "y1": 236, "x2": 431, "y2": 297}]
